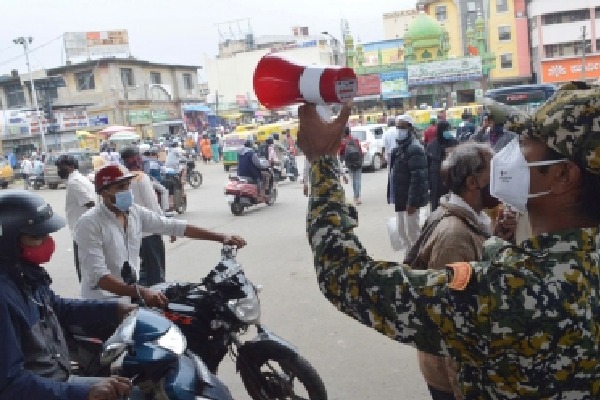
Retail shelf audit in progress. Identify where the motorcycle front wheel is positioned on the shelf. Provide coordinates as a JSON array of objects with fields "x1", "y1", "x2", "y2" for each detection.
[
  {"x1": 188, "y1": 171, "x2": 202, "y2": 188},
  {"x1": 238, "y1": 341, "x2": 327, "y2": 400}
]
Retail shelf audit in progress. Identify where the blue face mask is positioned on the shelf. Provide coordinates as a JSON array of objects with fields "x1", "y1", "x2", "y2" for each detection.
[
  {"x1": 114, "y1": 189, "x2": 134, "y2": 212},
  {"x1": 442, "y1": 130, "x2": 454, "y2": 140}
]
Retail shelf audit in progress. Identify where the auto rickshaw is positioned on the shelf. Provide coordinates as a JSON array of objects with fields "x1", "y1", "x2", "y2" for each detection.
[{"x1": 222, "y1": 131, "x2": 258, "y2": 172}]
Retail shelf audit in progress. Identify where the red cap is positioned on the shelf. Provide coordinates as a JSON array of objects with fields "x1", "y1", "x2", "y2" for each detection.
[{"x1": 94, "y1": 164, "x2": 135, "y2": 193}]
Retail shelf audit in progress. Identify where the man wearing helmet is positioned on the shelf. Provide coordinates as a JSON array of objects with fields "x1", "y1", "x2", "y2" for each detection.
[
  {"x1": 56, "y1": 154, "x2": 96, "y2": 282},
  {"x1": 237, "y1": 139, "x2": 266, "y2": 196},
  {"x1": 0, "y1": 190, "x2": 134, "y2": 399},
  {"x1": 74, "y1": 164, "x2": 246, "y2": 307}
]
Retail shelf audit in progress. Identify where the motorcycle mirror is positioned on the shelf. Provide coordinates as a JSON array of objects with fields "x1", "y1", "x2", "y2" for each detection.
[
  {"x1": 255, "y1": 284, "x2": 263, "y2": 293},
  {"x1": 100, "y1": 342, "x2": 128, "y2": 365}
]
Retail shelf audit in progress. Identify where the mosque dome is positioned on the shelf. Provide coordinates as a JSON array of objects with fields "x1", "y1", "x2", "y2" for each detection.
[{"x1": 405, "y1": 12, "x2": 444, "y2": 41}]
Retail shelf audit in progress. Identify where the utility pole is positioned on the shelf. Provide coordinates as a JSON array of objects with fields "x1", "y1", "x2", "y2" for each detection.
[
  {"x1": 13, "y1": 36, "x2": 46, "y2": 154},
  {"x1": 581, "y1": 26, "x2": 587, "y2": 81},
  {"x1": 121, "y1": 70, "x2": 131, "y2": 126},
  {"x1": 215, "y1": 90, "x2": 219, "y2": 128}
]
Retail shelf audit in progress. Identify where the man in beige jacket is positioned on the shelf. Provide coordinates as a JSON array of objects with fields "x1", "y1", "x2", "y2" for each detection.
[{"x1": 405, "y1": 142, "x2": 510, "y2": 399}]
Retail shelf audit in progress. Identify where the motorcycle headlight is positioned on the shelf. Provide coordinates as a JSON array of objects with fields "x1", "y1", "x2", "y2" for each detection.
[
  {"x1": 154, "y1": 325, "x2": 187, "y2": 355},
  {"x1": 227, "y1": 295, "x2": 260, "y2": 323}
]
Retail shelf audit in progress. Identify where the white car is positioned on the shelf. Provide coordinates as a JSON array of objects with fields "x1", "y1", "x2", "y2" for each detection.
[{"x1": 349, "y1": 124, "x2": 386, "y2": 171}]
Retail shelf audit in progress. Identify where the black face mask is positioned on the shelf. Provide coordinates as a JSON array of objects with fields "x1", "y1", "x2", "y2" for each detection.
[{"x1": 57, "y1": 168, "x2": 69, "y2": 179}]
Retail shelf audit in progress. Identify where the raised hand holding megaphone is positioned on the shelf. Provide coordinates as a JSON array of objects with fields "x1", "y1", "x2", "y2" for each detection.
[{"x1": 253, "y1": 54, "x2": 357, "y2": 110}]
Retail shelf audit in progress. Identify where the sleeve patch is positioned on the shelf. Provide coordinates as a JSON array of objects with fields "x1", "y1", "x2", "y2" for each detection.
[{"x1": 446, "y1": 262, "x2": 473, "y2": 291}]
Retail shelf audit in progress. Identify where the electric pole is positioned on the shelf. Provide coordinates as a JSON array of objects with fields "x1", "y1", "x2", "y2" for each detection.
[
  {"x1": 13, "y1": 36, "x2": 46, "y2": 154},
  {"x1": 581, "y1": 26, "x2": 587, "y2": 81}
]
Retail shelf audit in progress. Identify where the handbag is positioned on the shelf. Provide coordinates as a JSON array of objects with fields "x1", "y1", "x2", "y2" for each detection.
[{"x1": 386, "y1": 216, "x2": 403, "y2": 251}]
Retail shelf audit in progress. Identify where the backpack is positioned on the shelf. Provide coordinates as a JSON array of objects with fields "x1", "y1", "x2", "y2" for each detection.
[{"x1": 344, "y1": 139, "x2": 362, "y2": 170}]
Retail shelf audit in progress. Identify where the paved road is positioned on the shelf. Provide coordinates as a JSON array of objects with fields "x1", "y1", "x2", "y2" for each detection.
[{"x1": 20, "y1": 158, "x2": 431, "y2": 400}]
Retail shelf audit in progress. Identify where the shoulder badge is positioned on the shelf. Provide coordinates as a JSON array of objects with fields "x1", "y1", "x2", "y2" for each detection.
[{"x1": 446, "y1": 262, "x2": 473, "y2": 291}]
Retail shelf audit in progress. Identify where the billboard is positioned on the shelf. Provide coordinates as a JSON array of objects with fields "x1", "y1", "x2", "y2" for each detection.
[
  {"x1": 64, "y1": 30, "x2": 130, "y2": 60},
  {"x1": 408, "y1": 57, "x2": 482, "y2": 85},
  {"x1": 541, "y1": 55, "x2": 600, "y2": 83},
  {"x1": 356, "y1": 74, "x2": 381, "y2": 96},
  {"x1": 355, "y1": 39, "x2": 405, "y2": 75},
  {"x1": 380, "y1": 71, "x2": 409, "y2": 99}
]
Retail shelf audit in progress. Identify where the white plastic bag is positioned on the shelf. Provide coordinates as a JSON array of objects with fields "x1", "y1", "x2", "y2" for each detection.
[{"x1": 387, "y1": 216, "x2": 402, "y2": 251}]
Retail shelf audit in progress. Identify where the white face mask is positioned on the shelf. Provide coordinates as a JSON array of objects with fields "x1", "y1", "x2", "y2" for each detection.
[
  {"x1": 397, "y1": 129, "x2": 409, "y2": 141},
  {"x1": 490, "y1": 138, "x2": 566, "y2": 213}
]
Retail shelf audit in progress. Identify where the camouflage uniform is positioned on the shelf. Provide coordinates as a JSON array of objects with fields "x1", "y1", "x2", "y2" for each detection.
[{"x1": 307, "y1": 82, "x2": 600, "y2": 399}]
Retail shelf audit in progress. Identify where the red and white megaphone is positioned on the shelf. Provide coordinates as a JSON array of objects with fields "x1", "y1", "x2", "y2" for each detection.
[{"x1": 253, "y1": 53, "x2": 357, "y2": 110}]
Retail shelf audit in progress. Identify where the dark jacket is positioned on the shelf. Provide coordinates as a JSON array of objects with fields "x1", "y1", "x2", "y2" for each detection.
[
  {"x1": 0, "y1": 264, "x2": 118, "y2": 400},
  {"x1": 388, "y1": 134, "x2": 429, "y2": 211},
  {"x1": 237, "y1": 147, "x2": 262, "y2": 182},
  {"x1": 426, "y1": 136, "x2": 459, "y2": 212}
]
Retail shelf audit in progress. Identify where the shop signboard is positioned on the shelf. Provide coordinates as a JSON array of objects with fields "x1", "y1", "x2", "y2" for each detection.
[
  {"x1": 89, "y1": 115, "x2": 109, "y2": 126},
  {"x1": 541, "y1": 54, "x2": 600, "y2": 83},
  {"x1": 128, "y1": 109, "x2": 152, "y2": 125},
  {"x1": 408, "y1": 57, "x2": 482, "y2": 85},
  {"x1": 152, "y1": 110, "x2": 170, "y2": 122},
  {"x1": 355, "y1": 39, "x2": 405, "y2": 75},
  {"x1": 64, "y1": 30, "x2": 130, "y2": 60},
  {"x1": 356, "y1": 74, "x2": 381, "y2": 96},
  {"x1": 58, "y1": 110, "x2": 89, "y2": 130},
  {"x1": 379, "y1": 71, "x2": 409, "y2": 99}
]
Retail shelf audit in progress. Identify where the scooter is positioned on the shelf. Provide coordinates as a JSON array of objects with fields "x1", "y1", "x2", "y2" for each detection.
[
  {"x1": 224, "y1": 162, "x2": 276, "y2": 216},
  {"x1": 154, "y1": 245, "x2": 328, "y2": 400},
  {"x1": 184, "y1": 158, "x2": 202, "y2": 189},
  {"x1": 67, "y1": 307, "x2": 233, "y2": 399},
  {"x1": 28, "y1": 173, "x2": 45, "y2": 190},
  {"x1": 272, "y1": 151, "x2": 298, "y2": 182}
]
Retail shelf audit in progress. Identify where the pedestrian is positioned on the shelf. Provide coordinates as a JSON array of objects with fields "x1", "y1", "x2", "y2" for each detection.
[
  {"x1": 20, "y1": 155, "x2": 33, "y2": 189},
  {"x1": 388, "y1": 114, "x2": 429, "y2": 249},
  {"x1": 284, "y1": 129, "x2": 297, "y2": 156},
  {"x1": 338, "y1": 127, "x2": 363, "y2": 205},
  {"x1": 422, "y1": 118, "x2": 438, "y2": 145},
  {"x1": 210, "y1": 132, "x2": 220, "y2": 163},
  {"x1": 200, "y1": 134, "x2": 212, "y2": 163},
  {"x1": 74, "y1": 164, "x2": 246, "y2": 304},
  {"x1": 381, "y1": 117, "x2": 398, "y2": 168},
  {"x1": 426, "y1": 120, "x2": 459, "y2": 212},
  {"x1": 121, "y1": 146, "x2": 167, "y2": 286},
  {"x1": 455, "y1": 111, "x2": 476, "y2": 142},
  {"x1": 56, "y1": 154, "x2": 96, "y2": 282},
  {"x1": 0, "y1": 189, "x2": 135, "y2": 399},
  {"x1": 298, "y1": 81, "x2": 600, "y2": 398},
  {"x1": 474, "y1": 112, "x2": 516, "y2": 153},
  {"x1": 405, "y1": 142, "x2": 500, "y2": 400}
]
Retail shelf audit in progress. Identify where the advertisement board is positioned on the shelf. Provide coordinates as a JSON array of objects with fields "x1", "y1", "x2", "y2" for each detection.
[
  {"x1": 408, "y1": 57, "x2": 482, "y2": 85},
  {"x1": 64, "y1": 30, "x2": 130, "y2": 60},
  {"x1": 127, "y1": 110, "x2": 152, "y2": 125},
  {"x1": 356, "y1": 74, "x2": 381, "y2": 96},
  {"x1": 380, "y1": 71, "x2": 409, "y2": 99},
  {"x1": 541, "y1": 54, "x2": 600, "y2": 83},
  {"x1": 355, "y1": 39, "x2": 405, "y2": 75}
]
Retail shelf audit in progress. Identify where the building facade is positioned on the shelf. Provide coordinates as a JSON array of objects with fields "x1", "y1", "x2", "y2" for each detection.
[
  {"x1": 383, "y1": 9, "x2": 420, "y2": 40},
  {"x1": 0, "y1": 58, "x2": 203, "y2": 154},
  {"x1": 527, "y1": 0, "x2": 600, "y2": 84}
]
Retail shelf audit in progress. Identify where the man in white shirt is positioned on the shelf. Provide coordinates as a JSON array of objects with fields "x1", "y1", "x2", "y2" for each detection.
[
  {"x1": 121, "y1": 146, "x2": 167, "y2": 286},
  {"x1": 381, "y1": 117, "x2": 399, "y2": 168},
  {"x1": 21, "y1": 156, "x2": 33, "y2": 189},
  {"x1": 74, "y1": 164, "x2": 246, "y2": 307},
  {"x1": 56, "y1": 154, "x2": 96, "y2": 282}
]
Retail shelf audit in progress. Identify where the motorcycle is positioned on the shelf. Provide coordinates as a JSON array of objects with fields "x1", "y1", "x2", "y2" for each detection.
[
  {"x1": 272, "y1": 151, "x2": 298, "y2": 183},
  {"x1": 154, "y1": 245, "x2": 328, "y2": 400},
  {"x1": 28, "y1": 173, "x2": 45, "y2": 190},
  {"x1": 184, "y1": 158, "x2": 203, "y2": 189},
  {"x1": 224, "y1": 160, "x2": 276, "y2": 216},
  {"x1": 67, "y1": 307, "x2": 233, "y2": 399}
]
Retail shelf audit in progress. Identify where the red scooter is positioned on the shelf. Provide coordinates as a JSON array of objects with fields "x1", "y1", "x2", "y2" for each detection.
[{"x1": 224, "y1": 169, "x2": 276, "y2": 216}]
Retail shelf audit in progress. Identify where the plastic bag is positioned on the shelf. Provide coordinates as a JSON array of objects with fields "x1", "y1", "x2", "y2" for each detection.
[{"x1": 387, "y1": 216, "x2": 402, "y2": 251}]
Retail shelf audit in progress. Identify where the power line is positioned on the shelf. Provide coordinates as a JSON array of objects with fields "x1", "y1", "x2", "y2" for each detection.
[{"x1": 0, "y1": 34, "x2": 63, "y2": 68}]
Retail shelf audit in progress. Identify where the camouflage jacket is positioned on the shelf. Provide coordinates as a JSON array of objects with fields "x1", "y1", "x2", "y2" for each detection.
[{"x1": 307, "y1": 156, "x2": 600, "y2": 399}]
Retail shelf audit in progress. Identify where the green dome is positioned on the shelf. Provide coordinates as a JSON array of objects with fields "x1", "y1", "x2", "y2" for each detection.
[{"x1": 405, "y1": 12, "x2": 443, "y2": 40}]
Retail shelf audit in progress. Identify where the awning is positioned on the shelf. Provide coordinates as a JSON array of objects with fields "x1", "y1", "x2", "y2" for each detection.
[
  {"x1": 220, "y1": 112, "x2": 243, "y2": 119},
  {"x1": 353, "y1": 95, "x2": 381, "y2": 101},
  {"x1": 182, "y1": 104, "x2": 211, "y2": 112},
  {"x1": 382, "y1": 93, "x2": 411, "y2": 100}
]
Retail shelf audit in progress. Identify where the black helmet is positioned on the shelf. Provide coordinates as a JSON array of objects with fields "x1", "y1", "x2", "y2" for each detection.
[
  {"x1": 55, "y1": 154, "x2": 78, "y2": 169},
  {"x1": 244, "y1": 140, "x2": 254, "y2": 148},
  {"x1": 265, "y1": 136, "x2": 274, "y2": 145},
  {"x1": 120, "y1": 146, "x2": 139, "y2": 160},
  {"x1": 0, "y1": 190, "x2": 66, "y2": 264}
]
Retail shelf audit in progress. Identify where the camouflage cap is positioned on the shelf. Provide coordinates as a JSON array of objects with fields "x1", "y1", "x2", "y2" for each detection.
[{"x1": 484, "y1": 81, "x2": 600, "y2": 174}]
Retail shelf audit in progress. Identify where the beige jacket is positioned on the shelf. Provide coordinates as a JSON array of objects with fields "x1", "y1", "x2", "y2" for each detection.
[{"x1": 413, "y1": 201, "x2": 490, "y2": 398}]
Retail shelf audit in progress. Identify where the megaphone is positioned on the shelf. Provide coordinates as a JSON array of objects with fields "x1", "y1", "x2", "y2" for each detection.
[{"x1": 253, "y1": 54, "x2": 357, "y2": 110}]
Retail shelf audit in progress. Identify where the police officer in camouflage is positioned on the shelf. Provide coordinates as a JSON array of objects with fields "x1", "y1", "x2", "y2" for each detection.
[{"x1": 297, "y1": 81, "x2": 600, "y2": 399}]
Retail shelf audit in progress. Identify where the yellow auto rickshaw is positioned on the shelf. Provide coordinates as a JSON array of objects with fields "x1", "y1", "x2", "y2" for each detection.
[{"x1": 222, "y1": 131, "x2": 258, "y2": 172}]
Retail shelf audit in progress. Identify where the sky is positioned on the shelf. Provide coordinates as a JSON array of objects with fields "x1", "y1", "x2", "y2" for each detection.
[{"x1": 0, "y1": 0, "x2": 417, "y2": 81}]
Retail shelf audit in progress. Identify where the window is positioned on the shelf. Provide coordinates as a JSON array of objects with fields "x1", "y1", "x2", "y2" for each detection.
[
  {"x1": 500, "y1": 53, "x2": 513, "y2": 69},
  {"x1": 5, "y1": 83, "x2": 26, "y2": 108},
  {"x1": 435, "y1": 5, "x2": 447, "y2": 21},
  {"x1": 467, "y1": 1, "x2": 476, "y2": 12},
  {"x1": 497, "y1": 0, "x2": 508, "y2": 13},
  {"x1": 75, "y1": 70, "x2": 95, "y2": 91},
  {"x1": 120, "y1": 68, "x2": 134, "y2": 87},
  {"x1": 498, "y1": 26, "x2": 511, "y2": 41},
  {"x1": 544, "y1": 44, "x2": 558, "y2": 58},
  {"x1": 183, "y1": 73, "x2": 194, "y2": 90},
  {"x1": 150, "y1": 72, "x2": 161, "y2": 85}
]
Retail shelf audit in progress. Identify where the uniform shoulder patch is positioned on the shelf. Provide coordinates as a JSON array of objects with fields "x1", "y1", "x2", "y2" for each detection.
[{"x1": 446, "y1": 262, "x2": 473, "y2": 291}]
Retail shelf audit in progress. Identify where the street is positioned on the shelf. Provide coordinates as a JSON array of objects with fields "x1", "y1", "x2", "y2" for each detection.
[{"x1": 29, "y1": 157, "x2": 430, "y2": 400}]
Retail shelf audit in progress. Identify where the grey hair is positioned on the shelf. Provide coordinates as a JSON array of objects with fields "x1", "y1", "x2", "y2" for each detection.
[{"x1": 441, "y1": 142, "x2": 493, "y2": 194}]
